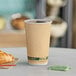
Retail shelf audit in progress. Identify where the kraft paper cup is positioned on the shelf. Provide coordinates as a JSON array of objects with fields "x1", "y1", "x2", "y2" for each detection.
[{"x1": 25, "y1": 19, "x2": 52, "y2": 65}]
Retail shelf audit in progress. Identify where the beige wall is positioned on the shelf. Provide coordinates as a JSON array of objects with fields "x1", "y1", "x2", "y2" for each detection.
[{"x1": 72, "y1": 0, "x2": 76, "y2": 48}]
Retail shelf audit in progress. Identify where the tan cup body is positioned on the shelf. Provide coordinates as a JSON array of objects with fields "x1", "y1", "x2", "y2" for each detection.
[{"x1": 25, "y1": 20, "x2": 51, "y2": 65}]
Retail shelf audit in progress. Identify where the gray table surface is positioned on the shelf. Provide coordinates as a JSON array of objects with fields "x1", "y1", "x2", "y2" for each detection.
[{"x1": 0, "y1": 47, "x2": 76, "y2": 76}]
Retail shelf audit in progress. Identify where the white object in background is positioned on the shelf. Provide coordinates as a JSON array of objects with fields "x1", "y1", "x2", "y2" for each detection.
[
  {"x1": 47, "y1": 0, "x2": 67, "y2": 7},
  {"x1": 11, "y1": 13, "x2": 22, "y2": 20},
  {"x1": 49, "y1": 7, "x2": 60, "y2": 18},
  {"x1": 51, "y1": 18, "x2": 67, "y2": 38}
]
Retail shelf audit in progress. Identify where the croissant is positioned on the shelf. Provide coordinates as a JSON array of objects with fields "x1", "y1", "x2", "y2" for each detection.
[{"x1": 0, "y1": 50, "x2": 15, "y2": 64}]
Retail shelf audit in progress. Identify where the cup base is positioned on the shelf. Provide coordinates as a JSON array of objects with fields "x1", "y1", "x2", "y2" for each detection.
[{"x1": 28, "y1": 62, "x2": 48, "y2": 65}]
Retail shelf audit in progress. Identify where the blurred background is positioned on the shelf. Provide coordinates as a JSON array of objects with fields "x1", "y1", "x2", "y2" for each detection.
[{"x1": 0, "y1": 0, "x2": 75, "y2": 48}]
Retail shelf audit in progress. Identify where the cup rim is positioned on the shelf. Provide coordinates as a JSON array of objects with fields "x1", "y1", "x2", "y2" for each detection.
[{"x1": 24, "y1": 19, "x2": 52, "y2": 24}]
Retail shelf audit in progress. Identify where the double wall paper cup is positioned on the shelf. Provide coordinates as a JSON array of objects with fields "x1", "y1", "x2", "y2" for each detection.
[{"x1": 25, "y1": 19, "x2": 52, "y2": 65}]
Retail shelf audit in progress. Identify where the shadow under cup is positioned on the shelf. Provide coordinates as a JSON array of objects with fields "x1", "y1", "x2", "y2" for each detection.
[{"x1": 25, "y1": 19, "x2": 52, "y2": 65}]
